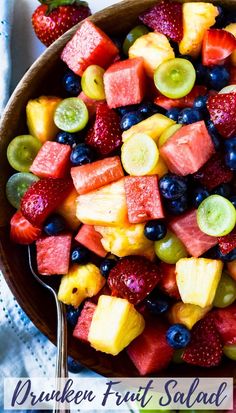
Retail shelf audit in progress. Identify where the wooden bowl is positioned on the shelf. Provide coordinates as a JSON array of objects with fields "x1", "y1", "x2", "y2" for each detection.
[{"x1": 0, "y1": 0, "x2": 236, "y2": 378}]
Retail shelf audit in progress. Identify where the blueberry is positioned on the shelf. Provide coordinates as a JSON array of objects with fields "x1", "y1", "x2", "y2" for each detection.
[
  {"x1": 159, "y1": 174, "x2": 188, "y2": 200},
  {"x1": 138, "y1": 101, "x2": 160, "y2": 117},
  {"x1": 206, "y1": 245, "x2": 236, "y2": 262},
  {"x1": 56, "y1": 131, "x2": 80, "y2": 147},
  {"x1": 214, "y1": 6, "x2": 226, "y2": 28},
  {"x1": 144, "y1": 220, "x2": 167, "y2": 241},
  {"x1": 66, "y1": 305, "x2": 82, "y2": 327},
  {"x1": 225, "y1": 137, "x2": 236, "y2": 170},
  {"x1": 67, "y1": 356, "x2": 84, "y2": 373},
  {"x1": 145, "y1": 291, "x2": 170, "y2": 315},
  {"x1": 63, "y1": 71, "x2": 81, "y2": 96},
  {"x1": 229, "y1": 196, "x2": 236, "y2": 208},
  {"x1": 120, "y1": 111, "x2": 144, "y2": 131},
  {"x1": 224, "y1": 137, "x2": 236, "y2": 149},
  {"x1": 178, "y1": 108, "x2": 203, "y2": 125},
  {"x1": 212, "y1": 183, "x2": 231, "y2": 198},
  {"x1": 70, "y1": 143, "x2": 95, "y2": 166},
  {"x1": 43, "y1": 214, "x2": 65, "y2": 236},
  {"x1": 207, "y1": 66, "x2": 230, "y2": 90},
  {"x1": 165, "y1": 194, "x2": 189, "y2": 216},
  {"x1": 116, "y1": 104, "x2": 139, "y2": 117},
  {"x1": 191, "y1": 187, "x2": 210, "y2": 208},
  {"x1": 195, "y1": 63, "x2": 208, "y2": 85},
  {"x1": 206, "y1": 120, "x2": 222, "y2": 150},
  {"x1": 100, "y1": 259, "x2": 117, "y2": 278},
  {"x1": 193, "y1": 95, "x2": 208, "y2": 114},
  {"x1": 166, "y1": 324, "x2": 191, "y2": 349},
  {"x1": 71, "y1": 246, "x2": 90, "y2": 264},
  {"x1": 166, "y1": 108, "x2": 180, "y2": 122}
]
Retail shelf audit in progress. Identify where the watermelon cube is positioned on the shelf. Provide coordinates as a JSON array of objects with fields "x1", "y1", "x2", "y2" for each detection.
[
  {"x1": 61, "y1": 20, "x2": 118, "y2": 76},
  {"x1": 36, "y1": 233, "x2": 72, "y2": 275},
  {"x1": 30, "y1": 141, "x2": 71, "y2": 179},
  {"x1": 169, "y1": 209, "x2": 218, "y2": 257},
  {"x1": 71, "y1": 156, "x2": 124, "y2": 195},
  {"x1": 127, "y1": 318, "x2": 173, "y2": 375},
  {"x1": 160, "y1": 121, "x2": 215, "y2": 176},
  {"x1": 73, "y1": 301, "x2": 97, "y2": 343},
  {"x1": 124, "y1": 176, "x2": 164, "y2": 224},
  {"x1": 75, "y1": 225, "x2": 107, "y2": 257},
  {"x1": 104, "y1": 58, "x2": 146, "y2": 108},
  {"x1": 213, "y1": 303, "x2": 236, "y2": 345}
]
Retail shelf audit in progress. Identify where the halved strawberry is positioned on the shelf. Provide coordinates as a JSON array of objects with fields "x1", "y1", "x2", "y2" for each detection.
[
  {"x1": 193, "y1": 153, "x2": 233, "y2": 190},
  {"x1": 207, "y1": 92, "x2": 236, "y2": 138},
  {"x1": 10, "y1": 211, "x2": 42, "y2": 245},
  {"x1": 139, "y1": 0, "x2": 183, "y2": 43},
  {"x1": 154, "y1": 86, "x2": 208, "y2": 110},
  {"x1": 218, "y1": 229, "x2": 236, "y2": 254},
  {"x1": 202, "y1": 29, "x2": 236, "y2": 66},
  {"x1": 86, "y1": 102, "x2": 122, "y2": 155},
  {"x1": 159, "y1": 262, "x2": 180, "y2": 299}
]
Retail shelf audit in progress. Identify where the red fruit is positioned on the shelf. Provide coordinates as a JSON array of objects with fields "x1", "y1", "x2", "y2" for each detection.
[
  {"x1": 127, "y1": 318, "x2": 174, "y2": 375},
  {"x1": 160, "y1": 121, "x2": 215, "y2": 176},
  {"x1": 71, "y1": 156, "x2": 124, "y2": 195},
  {"x1": 154, "y1": 86, "x2": 208, "y2": 110},
  {"x1": 78, "y1": 91, "x2": 104, "y2": 117},
  {"x1": 202, "y1": 29, "x2": 236, "y2": 66},
  {"x1": 229, "y1": 65, "x2": 236, "y2": 85},
  {"x1": 108, "y1": 256, "x2": 161, "y2": 305},
  {"x1": 73, "y1": 301, "x2": 97, "y2": 343},
  {"x1": 104, "y1": 58, "x2": 146, "y2": 109},
  {"x1": 30, "y1": 141, "x2": 71, "y2": 179},
  {"x1": 75, "y1": 225, "x2": 107, "y2": 258},
  {"x1": 207, "y1": 92, "x2": 236, "y2": 138},
  {"x1": 32, "y1": 1, "x2": 91, "y2": 47},
  {"x1": 169, "y1": 209, "x2": 218, "y2": 258},
  {"x1": 86, "y1": 103, "x2": 122, "y2": 155},
  {"x1": 182, "y1": 315, "x2": 223, "y2": 367},
  {"x1": 218, "y1": 229, "x2": 236, "y2": 255},
  {"x1": 21, "y1": 177, "x2": 72, "y2": 226},
  {"x1": 61, "y1": 20, "x2": 118, "y2": 76},
  {"x1": 124, "y1": 176, "x2": 164, "y2": 224},
  {"x1": 159, "y1": 262, "x2": 180, "y2": 299},
  {"x1": 213, "y1": 303, "x2": 236, "y2": 345},
  {"x1": 139, "y1": 0, "x2": 183, "y2": 43},
  {"x1": 36, "y1": 233, "x2": 72, "y2": 275},
  {"x1": 193, "y1": 152, "x2": 233, "y2": 190},
  {"x1": 10, "y1": 211, "x2": 42, "y2": 245}
]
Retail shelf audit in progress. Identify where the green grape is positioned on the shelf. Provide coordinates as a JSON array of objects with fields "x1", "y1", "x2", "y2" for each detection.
[
  {"x1": 54, "y1": 98, "x2": 89, "y2": 133},
  {"x1": 7, "y1": 135, "x2": 42, "y2": 172},
  {"x1": 81, "y1": 65, "x2": 106, "y2": 100},
  {"x1": 154, "y1": 230, "x2": 188, "y2": 264},
  {"x1": 213, "y1": 271, "x2": 236, "y2": 308},
  {"x1": 123, "y1": 25, "x2": 149, "y2": 55},
  {"x1": 223, "y1": 344, "x2": 236, "y2": 360},
  {"x1": 6, "y1": 172, "x2": 39, "y2": 209}
]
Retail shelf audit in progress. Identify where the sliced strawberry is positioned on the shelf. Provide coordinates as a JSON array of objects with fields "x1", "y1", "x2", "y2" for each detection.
[
  {"x1": 182, "y1": 315, "x2": 223, "y2": 367},
  {"x1": 193, "y1": 152, "x2": 233, "y2": 190},
  {"x1": 213, "y1": 304, "x2": 236, "y2": 345},
  {"x1": 207, "y1": 92, "x2": 236, "y2": 138},
  {"x1": 139, "y1": 0, "x2": 183, "y2": 43},
  {"x1": 21, "y1": 178, "x2": 72, "y2": 226},
  {"x1": 202, "y1": 29, "x2": 236, "y2": 66},
  {"x1": 218, "y1": 229, "x2": 236, "y2": 254},
  {"x1": 86, "y1": 102, "x2": 122, "y2": 156},
  {"x1": 10, "y1": 211, "x2": 42, "y2": 245},
  {"x1": 108, "y1": 256, "x2": 161, "y2": 305},
  {"x1": 159, "y1": 262, "x2": 180, "y2": 299},
  {"x1": 154, "y1": 86, "x2": 208, "y2": 110}
]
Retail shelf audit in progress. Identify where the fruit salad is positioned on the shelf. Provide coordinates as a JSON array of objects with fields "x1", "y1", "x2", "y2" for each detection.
[{"x1": 6, "y1": 0, "x2": 236, "y2": 376}]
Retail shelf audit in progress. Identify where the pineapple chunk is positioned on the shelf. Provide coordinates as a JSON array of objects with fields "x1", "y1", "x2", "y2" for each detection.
[
  {"x1": 149, "y1": 155, "x2": 168, "y2": 177},
  {"x1": 169, "y1": 302, "x2": 212, "y2": 330},
  {"x1": 58, "y1": 264, "x2": 105, "y2": 307},
  {"x1": 76, "y1": 179, "x2": 128, "y2": 227},
  {"x1": 176, "y1": 258, "x2": 223, "y2": 308},
  {"x1": 225, "y1": 23, "x2": 236, "y2": 66},
  {"x1": 122, "y1": 114, "x2": 175, "y2": 143},
  {"x1": 129, "y1": 32, "x2": 175, "y2": 77},
  {"x1": 57, "y1": 188, "x2": 80, "y2": 230},
  {"x1": 179, "y1": 3, "x2": 219, "y2": 57},
  {"x1": 95, "y1": 223, "x2": 154, "y2": 259},
  {"x1": 88, "y1": 295, "x2": 145, "y2": 355}
]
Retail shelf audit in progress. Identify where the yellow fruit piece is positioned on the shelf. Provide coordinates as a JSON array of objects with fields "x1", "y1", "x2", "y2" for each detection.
[
  {"x1": 95, "y1": 223, "x2": 155, "y2": 259},
  {"x1": 122, "y1": 114, "x2": 175, "y2": 143},
  {"x1": 169, "y1": 302, "x2": 212, "y2": 330},
  {"x1": 121, "y1": 133, "x2": 159, "y2": 176},
  {"x1": 158, "y1": 124, "x2": 182, "y2": 148},
  {"x1": 225, "y1": 23, "x2": 236, "y2": 66},
  {"x1": 129, "y1": 32, "x2": 175, "y2": 77},
  {"x1": 76, "y1": 178, "x2": 128, "y2": 227},
  {"x1": 26, "y1": 96, "x2": 62, "y2": 143},
  {"x1": 58, "y1": 264, "x2": 105, "y2": 307},
  {"x1": 148, "y1": 155, "x2": 168, "y2": 177},
  {"x1": 179, "y1": 3, "x2": 219, "y2": 57},
  {"x1": 57, "y1": 188, "x2": 80, "y2": 231},
  {"x1": 88, "y1": 295, "x2": 145, "y2": 355},
  {"x1": 176, "y1": 257, "x2": 223, "y2": 308}
]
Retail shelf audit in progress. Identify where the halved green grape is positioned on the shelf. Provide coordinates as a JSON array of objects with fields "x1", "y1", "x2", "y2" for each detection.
[
  {"x1": 6, "y1": 172, "x2": 39, "y2": 209},
  {"x1": 158, "y1": 124, "x2": 182, "y2": 148},
  {"x1": 219, "y1": 84, "x2": 236, "y2": 94},
  {"x1": 7, "y1": 135, "x2": 42, "y2": 172},
  {"x1": 172, "y1": 348, "x2": 185, "y2": 364},
  {"x1": 197, "y1": 195, "x2": 236, "y2": 237},
  {"x1": 123, "y1": 25, "x2": 149, "y2": 55},
  {"x1": 223, "y1": 344, "x2": 236, "y2": 360},
  {"x1": 154, "y1": 230, "x2": 188, "y2": 264},
  {"x1": 54, "y1": 98, "x2": 89, "y2": 133},
  {"x1": 213, "y1": 271, "x2": 236, "y2": 308},
  {"x1": 154, "y1": 58, "x2": 196, "y2": 99},
  {"x1": 81, "y1": 65, "x2": 106, "y2": 100}
]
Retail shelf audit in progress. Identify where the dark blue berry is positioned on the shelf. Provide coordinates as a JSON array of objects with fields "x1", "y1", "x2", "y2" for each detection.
[
  {"x1": 212, "y1": 183, "x2": 231, "y2": 198},
  {"x1": 178, "y1": 108, "x2": 203, "y2": 124},
  {"x1": 63, "y1": 71, "x2": 81, "y2": 96},
  {"x1": 120, "y1": 111, "x2": 144, "y2": 131},
  {"x1": 193, "y1": 95, "x2": 208, "y2": 114},
  {"x1": 166, "y1": 324, "x2": 191, "y2": 349},
  {"x1": 100, "y1": 259, "x2": 117, "y2": 278},
  {"x1": 206, "y1": 245, "x2": 236, "y2": 262},
  {"x1": 166, "y1": 108, "x2": 180, "y2": 122},
  {"x1": 71, "y1": 246, "x2": 90, "y2": 264},
  {"x1": 56, "y1": 131, "x2": 80, "y2": 147},
  {"x1": 207, "y1": 66, "x2": 230, "y2": 90},
  {"x1": 138, "y1": 101, "x2": 160, "y2": 117},
  {"x1": 159, "y1": 174, "x2": 188, "y2": 200},
  {"x1": 165, "y1": 194, "x2": 189, "y2": 216},
  {"x1": 145, "y1": 291, "x2": 170, "y2": 315},
  {"x1": 224, "y1": 137, "x2": 236, "y2": 149},
  {"x1": 43, "y1": 214, "x2": 65, "y2": 236},
  {"x1": 191, "y1": 187, "x2": 210, "y2": 208},
  {"x1": 229, "y1": 196, "x2": 236, "y2": 208},
  {"x1": 195, "y1": 63, "x2": 208, "y2": 85},
  {"x1": 70, "y1": 143, "x2": 95, "y2": 166},
  {"x1": 225, "y1": 137, "x2": 236, "y2": 170},
  {"x1": 206, "y1": 120, "x2": 222, "y2": 150},
  {"x1": 214, "y1": 6, "x2": 226, "y2": 28},
  {"x1": 144, "y1": 220, "x2": 167, "y2": 241},
  {"x1": 116, "y1": 104, "x2": 139, "y2": 117},
  {"x1": 67, "y1": 356, "x2": 84, "y2": 373},
  {"x1": 66, "y1": 305, "x2": 82, "y2": 327}
]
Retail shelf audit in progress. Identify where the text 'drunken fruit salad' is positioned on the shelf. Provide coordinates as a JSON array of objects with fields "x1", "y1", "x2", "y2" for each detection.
[{"x1": 6, "y1": 1, "x2": 236, "y2": 375}]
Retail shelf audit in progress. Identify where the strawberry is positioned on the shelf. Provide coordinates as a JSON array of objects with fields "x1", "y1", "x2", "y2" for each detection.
[
  {"x1": 159, "y1": 262, "x2": 180, "y2": 299},
  {"x1": 229, "y1": 65, "x2": 236, "y2": 85},
  {"x1": 202, "y1": 29, "x2": 236, "y2": 66},
  {"x1": 139, "y1": 0, "x2": 183, "y2": 43},
  {"x1": 86, "y1": 102, "x2": 122, "y2": 156},
  {"x1": 207, "y1": 92, "x2": 236, "y2": 138},
  {"x1": 21, "y1": 178, "x2": 72, "y2": 226},
  {"x1": 154, "y1": 86, "x2": 208, "y2": 110},
  {"x1": 182, "y1": 315, "x2": 223, "y2": 367},
  {"x1": 108, "y1": 256, "x2": 161, "y2": 305},
  {"x1": 213, "y1": 304, "x2": 236, "y2": 345},
  {"x1": 193, "y1": 152, "x2": 233, "y2": 190},
  {"x1": 32, "y1": 0, "x2": 91, "y2": 47},
  {"x1": 10, "y1": 211, "x2": 42, "y2": 245},
  {"x1": 218, "y1": 229, "x2": 236, "y2": 255}
]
